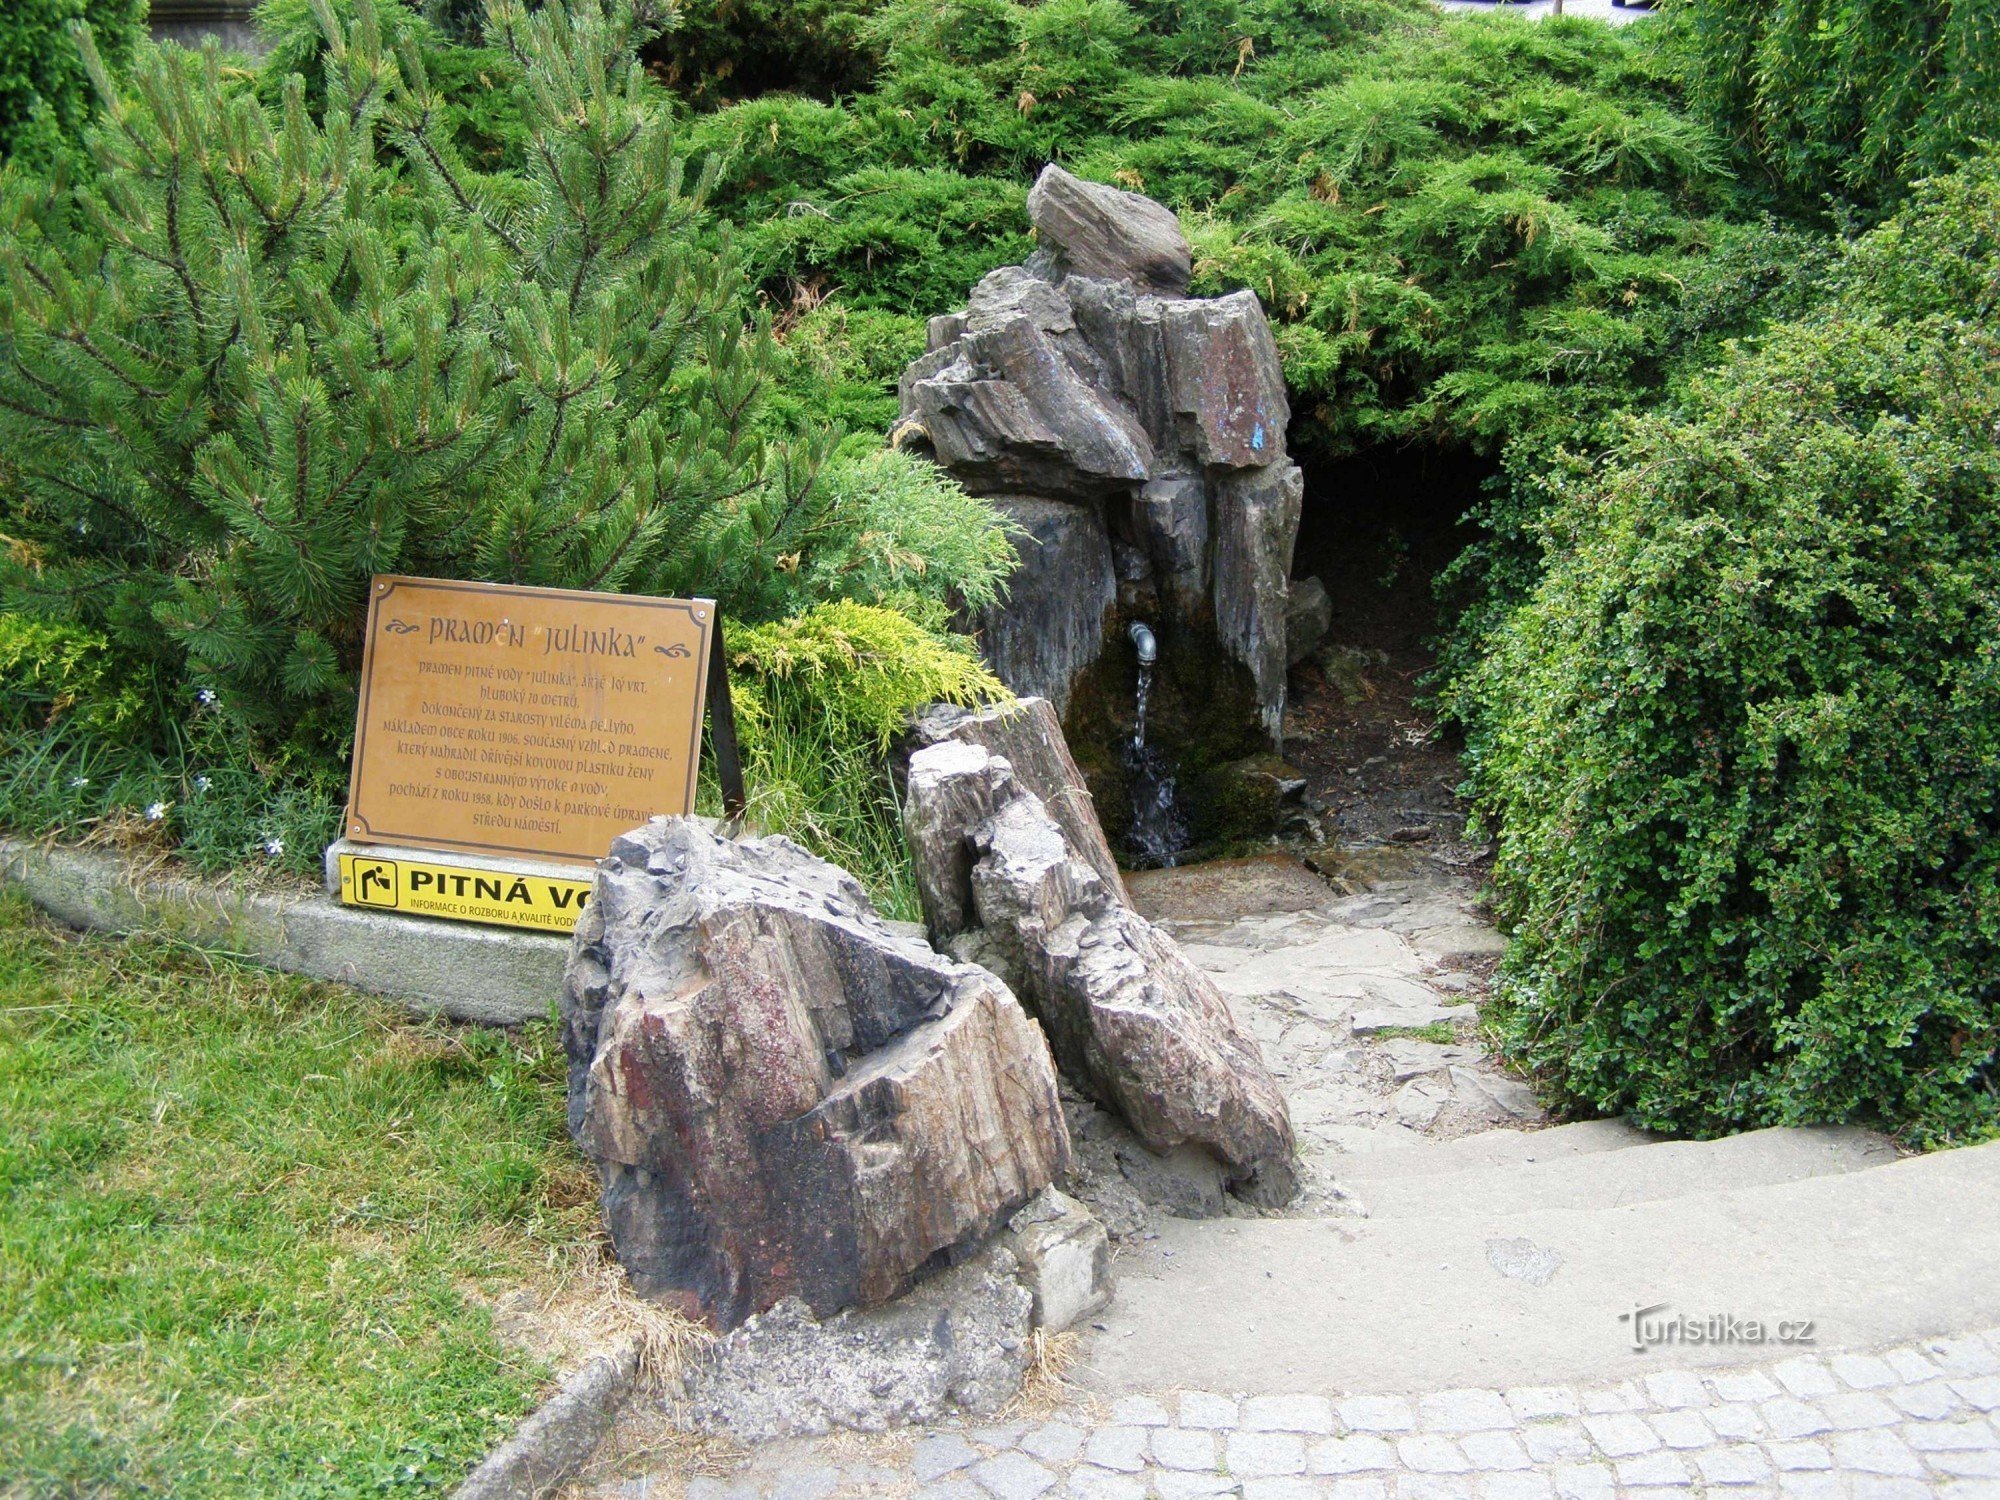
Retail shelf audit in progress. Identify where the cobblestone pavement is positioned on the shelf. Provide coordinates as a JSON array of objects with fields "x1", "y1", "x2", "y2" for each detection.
[{"x1": 601, "y1": 1327, "x2": 2000, "y2": 1500}]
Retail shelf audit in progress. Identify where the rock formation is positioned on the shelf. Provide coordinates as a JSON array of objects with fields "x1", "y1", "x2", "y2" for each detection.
[
  {"x1": 1003, "y1": 1186, "x2": 1113, "y2": 1331},
  {"x1": 561, "y1": 818, "x2": 1072, "y2": 1329},
  {"x1": 897, "y1": 164, "x2": 1306, "y2": 739},
  {"x1": 902, "y1": 739, "x2": 1298, "y2": 1202},
  {"x1": 904, "y1": 696, "x2": 1127, "y2": 907}
]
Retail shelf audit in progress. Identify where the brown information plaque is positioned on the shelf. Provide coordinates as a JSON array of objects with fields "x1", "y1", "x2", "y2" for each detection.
[{"x1": 346, "y1": 576, "x2": 715, "y2": 865}]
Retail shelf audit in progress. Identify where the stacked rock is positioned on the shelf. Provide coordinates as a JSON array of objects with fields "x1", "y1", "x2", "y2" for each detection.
[{"x1": 897, "y1": 165, "x2": 1307, "y2": 741}]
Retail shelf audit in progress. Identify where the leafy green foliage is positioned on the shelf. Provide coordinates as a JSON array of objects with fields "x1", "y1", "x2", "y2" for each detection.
[
  {"x1": 723, "y1": 600, "x2": 1007, "y2": 916},
  {"x1": 0, "y1": 696, "x2": 347, "y2": 879},
  {"x1": 1454, "y1": 157, "x2": 2000, "y2": 1145},
  {"x1": 691, "y1": 5, "x2": 1757, "y2": 466},
  {"x1": 0, "y1": 0, "x2": 823, "y2": 754},
  {"x1": 253, "y1": 0, "x2": 531, "y2": 169},
  {"x1": 640, "y1": 0, "x2": 884, "y2": 107},
  {"x1": 803, "y1": 447, "x2": 1023, "y2": 617},
  {"x1": 0, "y1": 620, "x2": 345, "y2": 876},
  {"x1": 0, "y1": 899, "x2": 596, "y2": 1494},
  {"x1": 1665, "y1": 0, "x2": 2000, "y2": 211},
  {"x1": 0, "y1": 0, "x2": 144, "y2": 166},
  {"x1": 765, "y1": 301, "x2": 927, "y2": 435},
  {"x1": 0, "y1": 0, "x2": 1021, "y2": 882},
  {"x1": 669, "y1": 1, "x2": 1832, "y2": 704},
  {"x1": 0, "y1": 615, "x2": 145, "y2": 735}
]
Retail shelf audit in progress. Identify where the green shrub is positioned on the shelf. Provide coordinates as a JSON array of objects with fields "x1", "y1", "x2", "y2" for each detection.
[
  {"x1": 723, "y1": 600, "x2": 1006, "y2": 915},
  {"x1": 803, "y1": 446, "x2": 1022, "y2": 616},
  {"x1": 0, "y1": 0, "x2": 145, "y2": 165},
  {"x1": 677, "y1": 1, "x2": 1815, "y2": 686},
  {"x1": 1665, "y1": 0, "x2": 2000, "y2": 211},
  {"x1": 0, "y1": 0, "x2": 1021, "y2": 881},
  {"x1": 0, "y1": 616, "x2": 144, "y2": 735},
  {"x1": 253, "y1": 0, "x2": 530, "y2": 169},
  {"x1": 0, "y1": 692, "x2": 345, "y2": 878},
  {"x1": 1455, "y1": 157, "x2": 2000, "y2": 1146},
  {"x1": 765, "y1": 302, "x2": 927, "y2": 436},
  {"x1": 641, "y1": 0, "x2": 886, "y2": 107},
  {"x1": 691, "y1": 5, "x2": 1753, "y2": 470},
  {"x1": 0, "y1": 0, "x2": 824, "y2": 756}
]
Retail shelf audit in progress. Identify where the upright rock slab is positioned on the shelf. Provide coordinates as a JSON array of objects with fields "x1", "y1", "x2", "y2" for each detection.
[
  {"x1": 975, "y1": 499, "x2": 1115, "y2": 715},
  {"x1": 904, "y1": 696, "x2": 1127, "y2": 905},
  {"x1": 902, "y1": 741, "x2": 1297, "y2": 1199},
  {"x1": 1215, "y1": 463, "x2": 1305, "y2": 739},
  {"x1": 899, "y1": 164, "x2": 1307, "y2": 746},
  {"x1": 563, "y1": 819, "x2": 1071, "y2": 1329}
]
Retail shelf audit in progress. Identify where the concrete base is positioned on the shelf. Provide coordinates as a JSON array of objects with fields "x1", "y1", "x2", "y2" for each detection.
[
  {"x1": 1, "y1": 839, "x2": 567, "y2": 1025},
  {"x1": 1080, "y1": 1138, "x2": 2000, "y2": 1394}
]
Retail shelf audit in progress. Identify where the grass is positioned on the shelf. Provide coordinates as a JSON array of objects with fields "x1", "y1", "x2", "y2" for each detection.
[
  {"x1": 0, "y1": 894, "x2": 608, "y2": 1498},
  {"x1": 1369, "y1": 1023, "x2": 1459, "y2": 1045}
]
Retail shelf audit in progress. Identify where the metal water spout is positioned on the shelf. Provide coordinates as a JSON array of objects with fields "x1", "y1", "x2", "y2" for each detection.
[{"x1": 1128, "y1": 621, "x2": 1158, "y2": 666}]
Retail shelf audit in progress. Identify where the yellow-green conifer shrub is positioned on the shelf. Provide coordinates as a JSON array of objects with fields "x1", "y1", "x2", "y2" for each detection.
[{"x1": 722, "y1": 601, "x2": 1008, "y2": 915}]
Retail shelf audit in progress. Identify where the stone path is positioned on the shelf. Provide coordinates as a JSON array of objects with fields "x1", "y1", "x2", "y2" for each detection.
[
  {"x1": 595, "y1": 1326, "x2": 2000, "y2": 1498},
  {"x1": 1122, "y1": 851, "x2": 1530, "y2": 1215},
  {"x1": 575, "y1": 850, "x2": 2000, "y2": 1499}
]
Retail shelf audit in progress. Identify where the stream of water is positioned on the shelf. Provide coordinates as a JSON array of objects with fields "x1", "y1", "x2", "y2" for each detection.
[{"x1": 1124, "y1": 661, "x2": 1190, "y2": 867}]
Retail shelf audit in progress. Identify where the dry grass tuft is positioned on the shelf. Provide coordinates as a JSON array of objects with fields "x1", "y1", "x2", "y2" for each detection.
[
  {"x1": 487, "y1": 1237, "x2": 714, "y2": 1389},
  {"x1": 554, "y1": 1400, "x2": 745, "y2": 1498},
  {"x1": 1004, "y1": 1326, "x2": 1093, "y2": 1424}
]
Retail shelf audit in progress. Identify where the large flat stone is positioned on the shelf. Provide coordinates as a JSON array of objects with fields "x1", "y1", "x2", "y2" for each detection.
[
  {"x1": 1126, "y1": 853, "x2": 1334, "y2": 924},
  {"x1": 1350, "y1": 1004, "x2": 1478, "y2": 1035},
  {"x1": 1081, "y1": 1139, "x2": 2000, "y2": 1394}
]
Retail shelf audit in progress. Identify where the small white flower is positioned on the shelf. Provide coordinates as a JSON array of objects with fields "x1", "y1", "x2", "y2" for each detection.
[
  {"x1": 196, "y1": 688, "x2": 218, "y2": 707},
  {"x1": 263, "y1": 837, "x2": 285, "y2": 857},
  {"x1": 68, "y1": 775, "x2": 89, "y2": 789},
  {"x1": 193, "y1": 775, "x2": 212, "y2": 793},
  {"x1": 145, "y1": 801, "x2": 169, "y2": 822}
]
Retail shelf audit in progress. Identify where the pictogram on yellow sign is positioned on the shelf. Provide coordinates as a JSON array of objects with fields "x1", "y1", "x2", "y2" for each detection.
[{"x1": 336, "y1": 852, "x2": 593, "y2": 934}]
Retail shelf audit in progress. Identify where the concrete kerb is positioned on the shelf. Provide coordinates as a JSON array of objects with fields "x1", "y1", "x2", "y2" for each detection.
[
  {"x1": 453, "y1": 1336, "x2": 644, "y2": 1500},
  {"x1": 0, "y1": 838, "x2": 567, "y2": 1024}
]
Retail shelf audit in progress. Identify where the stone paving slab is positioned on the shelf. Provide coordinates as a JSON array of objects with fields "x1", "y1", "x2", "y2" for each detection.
[
  {"x1": 595, "y1": 1328, "x2": 2000, "y2": 1499},
  {"x1": 1131, "y1": 858, "x2": 1546, "y2": 1213}
]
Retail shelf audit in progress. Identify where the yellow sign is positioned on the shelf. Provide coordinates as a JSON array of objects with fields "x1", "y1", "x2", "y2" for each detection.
[{"x1": 336, "y1": 851, "x2": 594, "y2": 935}]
